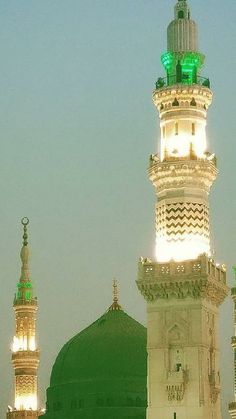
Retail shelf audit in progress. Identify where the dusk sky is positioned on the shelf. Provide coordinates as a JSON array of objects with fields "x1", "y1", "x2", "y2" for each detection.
[{"x1": 0, "y1": 1, "x2": 236, "y2": 418}]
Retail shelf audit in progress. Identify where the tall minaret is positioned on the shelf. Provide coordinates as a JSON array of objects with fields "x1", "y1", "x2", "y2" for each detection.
[
  {"x1": 137, "y1": 1, "x2": 228, "y2": 419},
  {"x1": 7, "y1": 218, "x2": 40, "y2": 419},
  {"x1": 229, "y1": 267, "x2": 236, "y2": 419}
]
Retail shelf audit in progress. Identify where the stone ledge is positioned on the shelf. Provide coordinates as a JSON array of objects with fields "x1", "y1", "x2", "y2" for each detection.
[
  {"x1": 136, "y1": 255, "x2": 228, "y2": 305},
  {"x1": 148, "y1": 157, "x2": 217, "y2": 192},
  {"x1": 7, "y1": 411, "x2": 41, "y2": 419}
]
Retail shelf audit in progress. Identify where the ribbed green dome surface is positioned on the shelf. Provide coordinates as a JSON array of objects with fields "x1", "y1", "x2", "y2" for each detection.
[
  {"x1": 43, "y1": 308, "x2": 147, "y2": 419},
  {"x1": 51, "y1": 309, "x2": 146, "y2": 385}
]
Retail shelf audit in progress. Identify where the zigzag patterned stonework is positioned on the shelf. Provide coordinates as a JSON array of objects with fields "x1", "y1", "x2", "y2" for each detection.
[
  {"x1": 15, "y1": 376, "x2": 37, "y2": 394},
  {"x1": 149, "y1": 157, "x2": 216, "y2": 262},
  {"x1": 156, "y1": 201, "x2": 210, "y2": 243}
]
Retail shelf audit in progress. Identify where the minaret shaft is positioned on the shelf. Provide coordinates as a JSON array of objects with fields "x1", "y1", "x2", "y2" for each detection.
[
  {"x1": 7, "y1": 219, "x2": 40, "y2": 419},
  {"x1": 153, "y1": 7, "x2": 214, "y2": 263},
  {"x1": 151, "y1": 84, "x2": 216, "y2": 263},
  {"x1": 137, "y1": 2, "x2": 228, "y2": 419},
  {"x1": 12, "y1": 304, "x2": 39, "y2": 411}
]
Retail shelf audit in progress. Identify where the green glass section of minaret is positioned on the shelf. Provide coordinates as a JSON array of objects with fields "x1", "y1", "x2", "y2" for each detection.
[
  {"x1": 161, "y1": 51, "x2": 205, "y2": 86},
  {"x1": 157, "y1": 0, "x2": 210, "y2": 88},
  {"x1": 14, "y1": 217, "x2": 36, "y2": 305}
]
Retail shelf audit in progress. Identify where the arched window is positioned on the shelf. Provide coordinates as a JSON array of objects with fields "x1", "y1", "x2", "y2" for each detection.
[
  {"x1": 178, "y1": 10, "x2": 184, "y2": 19},
  {"x1": 190, "y1": 98, "x2": 197, "y2": 107},
  {"x1": 172, "y1": 98, "x2": 179, "y2": 107}
]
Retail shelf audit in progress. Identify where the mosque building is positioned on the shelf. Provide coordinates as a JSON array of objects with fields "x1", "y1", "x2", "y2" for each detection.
[{"x1": 6, "y1": 1, "x2": 234, "y2": 419}]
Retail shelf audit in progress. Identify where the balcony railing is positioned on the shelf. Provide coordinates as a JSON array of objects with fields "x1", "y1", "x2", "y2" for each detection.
[
  {"x1": 155, "y1": 75, "x2": 210, "y2": 90},
  {"x1": 149, "y1": 152, "x2": 217, "y2": 167},
  {"x1": 13, "y1": 296, "x2": 38, "y2": 306},
  {"x1": 12, "y1": 349, "x2": 40, "y2": 359}
]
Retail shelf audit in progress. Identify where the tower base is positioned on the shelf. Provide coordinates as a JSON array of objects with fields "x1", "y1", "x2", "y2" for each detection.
[{"x1": 137, "y1": 254, "x2": 228, "y2": 419}]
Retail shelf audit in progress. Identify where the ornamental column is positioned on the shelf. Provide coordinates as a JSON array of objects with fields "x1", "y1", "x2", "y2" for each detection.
[
  {"x1": 136, "y1": 1, "x2": 228, "y2": 419},
  {"x1": 7, "y1": 218, "x2": 40, "y2": 419}
]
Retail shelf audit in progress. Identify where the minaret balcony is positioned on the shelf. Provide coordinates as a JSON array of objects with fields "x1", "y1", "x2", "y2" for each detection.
[
  {"x1": 14, "y1": 297, "x2": 38, "y2": 307},
  {"x1": 12, "y1": 350, "x2": 40, "y2": 370},
  {"x1": 149, "y1": 152, "x2": 217, "y2": 167},
  {"x1": 153, "y1": 81, "x2": 213, "y2": 111},
  {"x1": 166, "y1": 369, "x2": 188, "y2": 402},
  {"x1": 155, "y1": 75, "x2": 210, "y2": 90},
  {"x1": 12, "y1": 349, "x2": 40, "y2": 359},
  {"x1": 137, "y1": 255, "x2": 228, "y2": 305},
  {"x1": 148, "y1": 154, "x2": 218, "y2": 193}
]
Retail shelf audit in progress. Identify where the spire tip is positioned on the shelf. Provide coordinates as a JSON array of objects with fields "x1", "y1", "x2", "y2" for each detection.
[
  {"x1": 108, "y1": 278, "x2": 122, "y2": 311},
  {"x1": 21, "y1": 217, "x2": 29, "y2": 226},
  {"x1": 21, "y1": 217, "x2": 29, "y2": 247}
]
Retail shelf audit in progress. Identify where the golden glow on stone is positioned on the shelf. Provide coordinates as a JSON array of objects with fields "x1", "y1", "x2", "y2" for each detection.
[
  {"x1": 15, "y1": 394, "x2": 37, "y2": 411},
  {"x1": 156, "y1": 233, "x2": 210, "y2": 263},
  {"x1": 152, "y1": 89, "x2": 214, "y2": 264},
  {"x1": 12, "y1": 336, "x2": 27, "y2": 352},
  {"x1": 29, "y1": 336, "x2": 36, "y2": 351},
  {"x1": 12, "y1": 336, "x2": 36, "y2": 352},
  {"x1": 160, "y1": 127, "x2": 207, "y2": 160}
]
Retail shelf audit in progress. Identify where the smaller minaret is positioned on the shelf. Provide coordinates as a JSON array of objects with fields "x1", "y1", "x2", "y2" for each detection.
[
  {"x1": 7, "y1": 218, "x2": 40, "y2": 419},
  {"x1": 229, "y1": 267, "x2": 236, "y2": 419}
]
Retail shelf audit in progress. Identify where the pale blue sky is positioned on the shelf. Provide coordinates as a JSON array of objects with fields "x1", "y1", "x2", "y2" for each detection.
[{"x1": 0, "y1": 1, "x2": 235, "y2": 418}]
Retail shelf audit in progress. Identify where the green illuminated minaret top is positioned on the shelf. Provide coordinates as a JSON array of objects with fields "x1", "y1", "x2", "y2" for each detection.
[
  {"x1": 157, "y1": 0, "x2": 210, "y2": 88},
  {"x1": 14, "y1": 217, "x2": 35, "y2": 304}
]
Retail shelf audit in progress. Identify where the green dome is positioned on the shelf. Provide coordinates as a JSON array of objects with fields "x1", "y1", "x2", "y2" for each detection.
[{"x1": 43, "y1": 308, "x2": 147, "y2": 419}]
